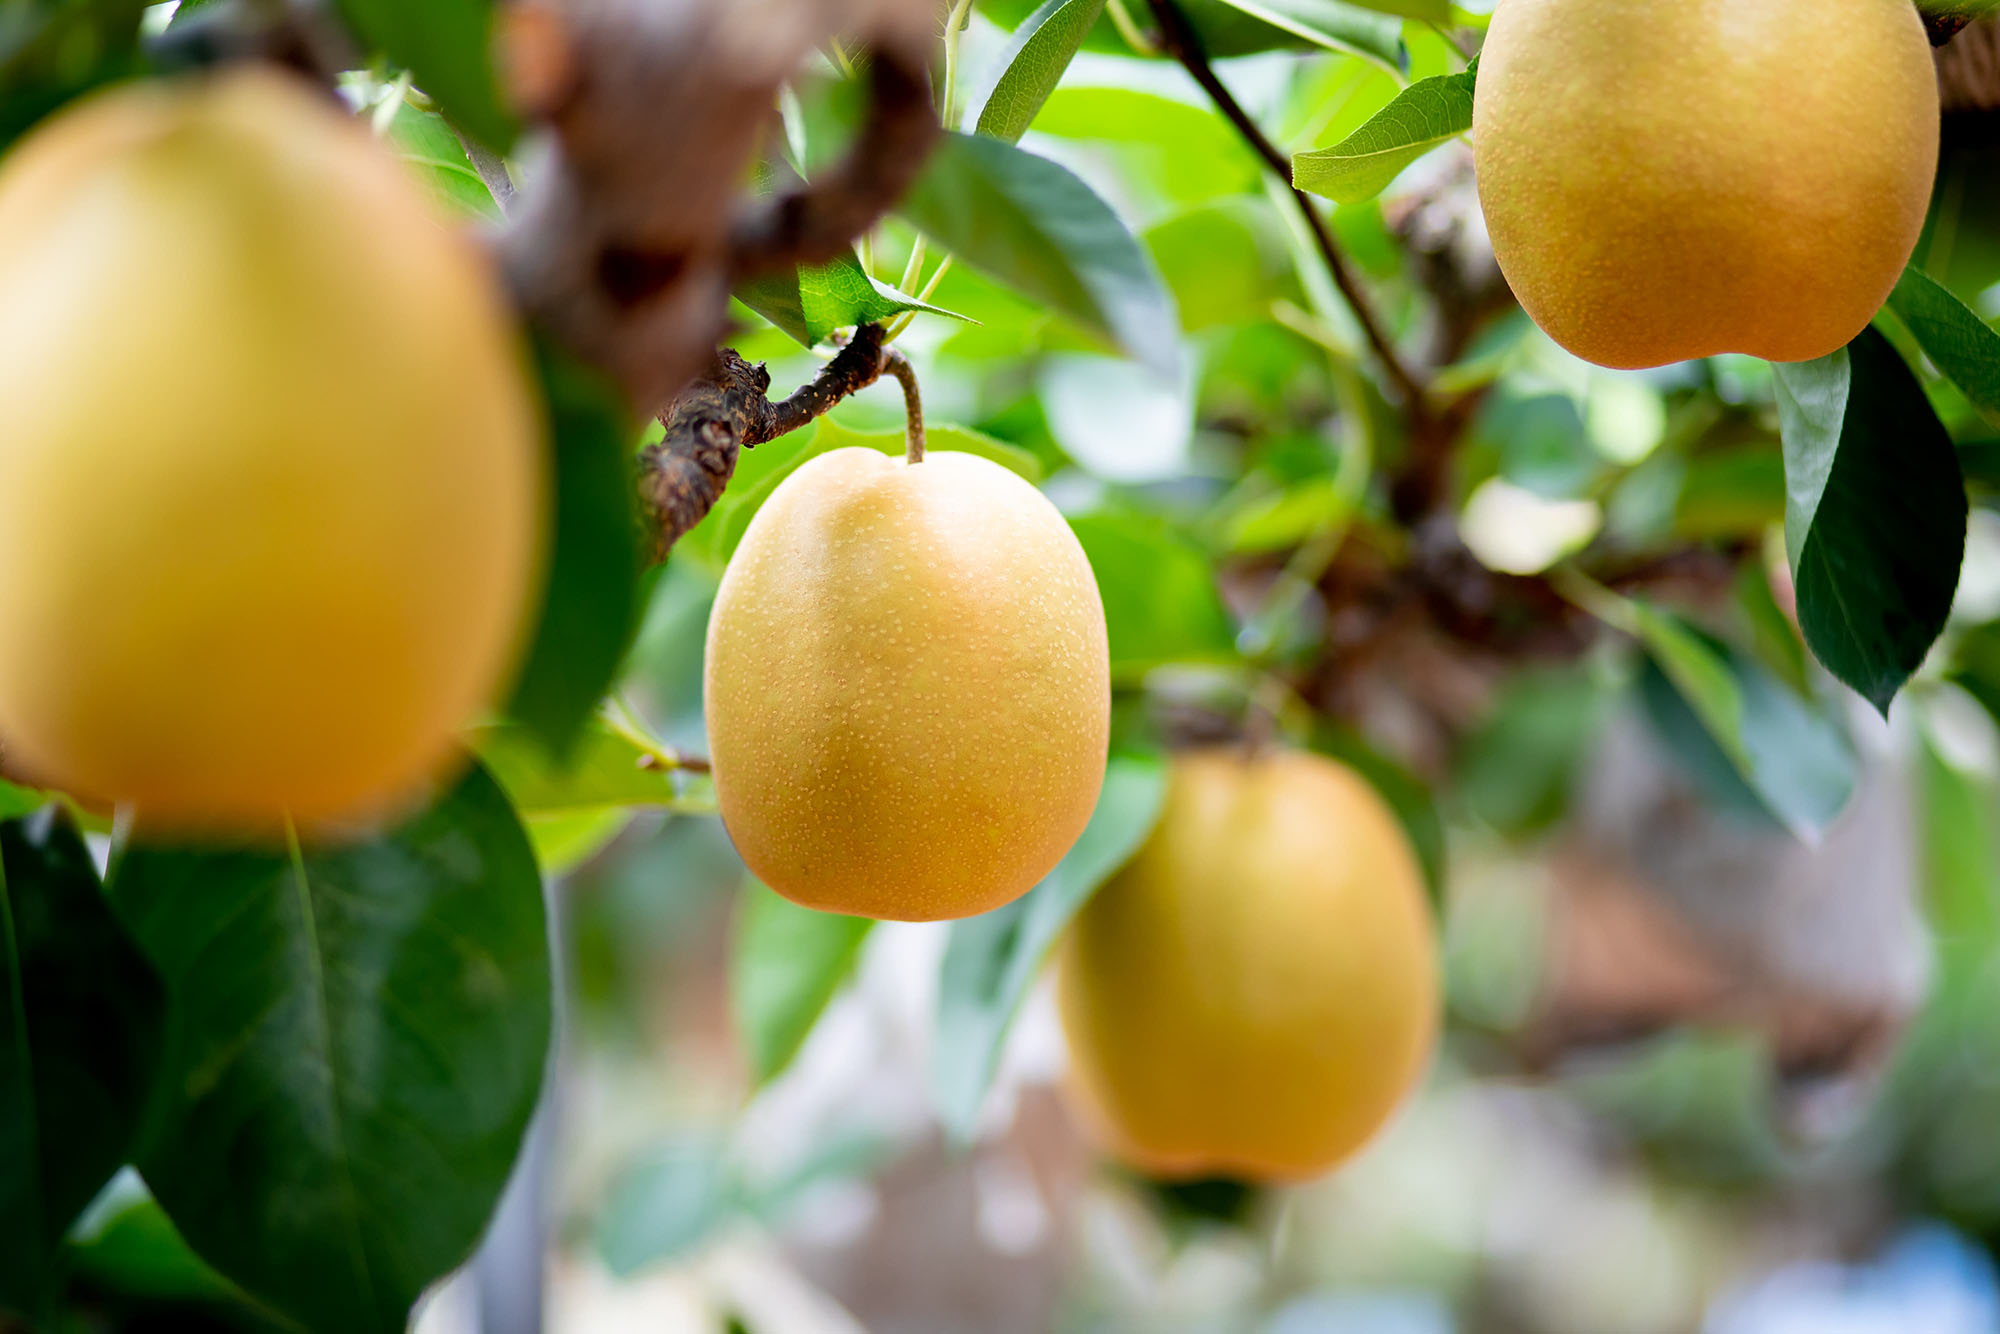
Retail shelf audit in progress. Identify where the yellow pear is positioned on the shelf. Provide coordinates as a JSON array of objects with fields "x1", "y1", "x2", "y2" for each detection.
[
  {"x1": 1059, "y1": 748, "x2": 1439, "y2": 1181},
  {"x1": 1474, "y1": 0, "x2": 1939, "y2": 369},
  {"x1": 704, "y1": 447, "x2": 1111, "y2": 922},
  {"x1": 0, "y1": 71, "x2": 544, "y2": 831}
]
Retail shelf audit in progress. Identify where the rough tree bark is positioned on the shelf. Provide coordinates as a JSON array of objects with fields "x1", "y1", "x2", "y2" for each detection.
[{"x1": 497, "y1": 0, "x2": 939, "y2": 423}]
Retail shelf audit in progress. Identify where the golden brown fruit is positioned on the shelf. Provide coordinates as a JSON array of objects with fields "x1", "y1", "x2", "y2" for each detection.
[
  {"x1": 1473, "y1": 0, "x2": 1939, "y2": 369},
  {"x1": 704, "y1": 448, "x2": 1110, "y2": 922},
  {"x1": 0, "y1": 71, "x2": 544, "y2": 831},
  {"x1": 1058, "y1": 749, "x2": 1439, "y2": 1181}
]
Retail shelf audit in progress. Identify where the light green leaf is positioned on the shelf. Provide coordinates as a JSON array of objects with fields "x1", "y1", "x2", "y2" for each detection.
[
  {"x1": 899, "y1": 132, "x2": 1182, "y2": 377},
  {"x1": 931, "y1": 752, "x2": 1168, "y2": 1142},
  {"x1": 971, "y1": 0, "x2": 1107, "y2": 142},
  {"x1": 1068, "y1": 511, "x2": 1241, "y2": 678},
  {"x1": 381, "y1": 102, "x2": 501, "y2": 223},
  {"x1": 1206, "y1": 0, "x2": 1408, "y2": 70},
  {"x1": 1887, "y1": 265, "x2": 2000, "y2": 420},
  {"x1": 334, "y1": 0, "x2": 516, "y2": 150},
  {"x1": 475, "y1": 717, "x2": 713, "y2": 817},
  {"x1": 1292, "y1": 63, "x2": 1475, "y2": 204},
  {"x1": 732, "y1": 882, "x2": 875, "y2": 1087},
  {"x1": 735, "y1": 251, "x2": 971, "y2": 347}
]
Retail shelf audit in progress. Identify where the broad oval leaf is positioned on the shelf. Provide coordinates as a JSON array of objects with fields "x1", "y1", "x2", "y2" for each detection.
[
  {"x1": 734, "y1": 250, "x2": 971, "y2": 347},
  {"x1": 732, "y1": 881, "x2": 875, "y2": 1087},
  {"x1": 1631, "y1": 603, "x2": 1856, "y2": 840},
  {"x1": 898, "y1": 132, "x2": 1182, "y2": 378},
  {"x1": 971, "y1": 0, "x2": 1108, "y2": 142},
  {"x1": 1772, "y1": 328, "x2": 1968, "y2": 714},
  {"x1": 107, "y1": 764, "x2": 553, "y2": 1334},
  {"x1": 931, "y1": 751, "x2": 1168, "y2": 1142},
  {"x1": 1, "y1": 808, "x2": 164, "y2": 1316},
  {"x1": 1068, "y1": 511, "x2": 1241, "y2": 678},
  {"x1": 505, "y1": 336, "x2": 645, "y2": 755},
  {"x1": 1886, "y1": 265, "x2": 2000, "y2": 421},
  {"x1": 1292, "y1": 63, "x2": 1476, "y2": 205}
]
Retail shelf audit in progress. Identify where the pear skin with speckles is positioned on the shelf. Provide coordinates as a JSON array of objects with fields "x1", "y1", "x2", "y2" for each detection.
[
  {"x1": 1474, "y1": 0, "x2": 1938, "y2": 369},
  {"x1": 704, "y1": 448, "x2": 1110, "y2": 922},
  {"x1": 1058, "y1": 749, "x2": 1439, "y2": 1182}
]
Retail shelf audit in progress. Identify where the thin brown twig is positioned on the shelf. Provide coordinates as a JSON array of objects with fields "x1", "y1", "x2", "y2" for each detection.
[
  {"x1": 1140, "y1": 0, "x2": 1428, "y2": 419},
  {"x1": 639, "y1": 323, "x2": 916, "y2": 560}
]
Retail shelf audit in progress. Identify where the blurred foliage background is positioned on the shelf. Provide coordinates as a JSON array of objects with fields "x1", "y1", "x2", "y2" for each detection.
[{"x1": 29, "y1": 1, "x2": 2000, "y2": 1332}]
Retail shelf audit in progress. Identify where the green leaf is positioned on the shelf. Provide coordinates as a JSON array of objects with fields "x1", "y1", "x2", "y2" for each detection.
[
  {"x1": 595, "y1": 1134, "x2": 733, "y2": 1277},
  {"x1": 1630, "y1": 604, "x2": 1856, "y2": 839},
  {"x1": 1068, "y1": 511, "x2": 1241, "y2": 678},
  {"x1": 898, "y1": 132, "x2": 1182, "y2": 377},
  {"x1": 1205, "y1": 0, "x2": 1408, "y2": 69},
  {"x1": 107, "y1": 764, "x2": 552, "y2": 1334},
  {"x1": 732, "y1": 882, "x2": 874, "y2": 1087},
  {"x1": 380, "y1": 101, "x2": 501, "y2": 223},
  {"x1": 971, "y1": 0, "x2": 1108, "y2": 142},
  {"x1": 931, "y1": 751, "x2": 1168, "y2": 1142},
  {"x1": 1887, "y1": 265, "x2": 2000, "y2": 421},
  {"x1": 1451, "y1": 666, "x2": 1607, "y2": 837},
  {"x1": 65, "y1": 1170, "x2": 252, "y2": 1310},
  {"x1": 475, "y1": 717, "x2": 708, "y2": 815},
  {"x1": 0, "y1": 809, "x2": 164, "y2": 1318},
  {"x1": 0, "y1": 1, "x2": 145, "y2": 152},
  {"x1": 333, "y1": 0, "x2": 516, "y2": 150},
  {"x1": 505, "y1": 335, "x2": 645, "y2": 755},
  {"x1": 734, "y1": 251, "x2": 970, "y2": 348},
  {"x1": 0, "y1": 779, "x2": 41, "y2": 820},
  {"x1": 1772, "y1": 329, "x2": 1967, "y2": 714},
  {"x1": 676, "y1": 416, "x2": 1042, "y2": 571},
  {"x1": 1916, "y1": 728, "x2": 2000, "y2": 989},
  {"x1": 1292, "y1": 62, "x2": 1476, "y2": 204}
]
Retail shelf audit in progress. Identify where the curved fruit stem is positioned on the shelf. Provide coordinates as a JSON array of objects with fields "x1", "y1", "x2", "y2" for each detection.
[{"x1": 882, "y1": 344, "x2": 925, "y2": 463}]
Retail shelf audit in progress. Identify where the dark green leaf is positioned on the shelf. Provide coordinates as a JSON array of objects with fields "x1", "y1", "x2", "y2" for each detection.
[
  {"x1": 65, "y1": 1170, "x2": 254, "y2": 1311},
  {"x1": 898, "y1": 132, "x2": 1181, "y2": 377},
  {"x1": 0, "y1": 1, "x2": 146, "y2": 151},
  {"x1": 505, "y1": 336, "x2": 645, "y2": 755},
  {"x1": 732, "y1": 881, "x2": 874, "y2": 1087},
  {"x1": 970, "y1": 0, "x2": 1107, "y2": 143},
  {"x1": 1292, "y1": 62, "x2": 1475, "y2": 205},
  {"x1": 1068, "y1": 511, "x2": 1240, "y2": 678},
  {"x1": 0, "y1": 809, "x2": 163, "y2": 1317},
  {"x1": 931, "y1": 751, "x2": 1168, "y2": 1142},
  {"x1": 1948, "y1": 619, "x2": 2000, "y2": 726},
  {"x1": 734, "y1": 251, "x2": 969, "y2": 347},
  {"x1": 1887, "y1": 265, "x2": 2000, "y2": 421},
  {"x1": 333, "y1": 0, "x2": 516, "y2": 150},
  {"x1": 1631, "y1": 604, "x2": 1856, "y2": 839},
  {"x1": 1772, "y1": 328, "x2": 1967, "y2": 714},
  {"x1": 108, "y1": 764, "x2": 552, "y2": 1334}
]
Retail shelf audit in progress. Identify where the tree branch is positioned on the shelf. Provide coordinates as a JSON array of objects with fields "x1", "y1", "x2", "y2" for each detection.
[
  {"x1": 1140, "y1": 0, "x2": 1428, "y2": 419},
  {"x1": 639, "y1": 323, "x2": 909, "y2": 560}
]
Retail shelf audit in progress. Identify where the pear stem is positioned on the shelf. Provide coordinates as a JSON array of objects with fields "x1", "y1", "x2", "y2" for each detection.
[{"x1": 882, "y1": 343, "x2": 925, "y2": 463}]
